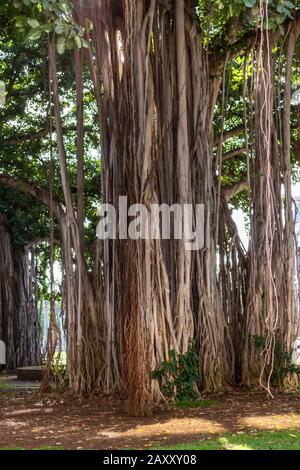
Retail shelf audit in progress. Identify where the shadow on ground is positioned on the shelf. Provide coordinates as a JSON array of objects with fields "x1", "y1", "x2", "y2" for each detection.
[{"x1": 0, "y1": 375, "x2": 300, "y2": 450}]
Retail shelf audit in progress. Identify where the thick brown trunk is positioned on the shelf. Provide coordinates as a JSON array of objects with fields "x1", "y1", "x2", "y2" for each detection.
[{"x1": 0, "y1": 215, "x2": 40, "y2": 369}]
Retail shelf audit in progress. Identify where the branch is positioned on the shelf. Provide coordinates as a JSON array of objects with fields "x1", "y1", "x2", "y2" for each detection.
[
  {"x1": 223, "y1": 179, "x2": 248, "y2": 201},
  {"x1": 209, "y1": 14, "x2": 300, "y2": 78},
  {"x1": 222, "y1": 146, "x2": 247, "y2": 162},
  {"x1": 1, "y1": 128, "x2": 49, "y2": 146},
  {"x1": 26, "y1": 236, "x2": 61, "y2": 249},
  {"x1": 0, "y1": 175, "x2": 65, "y2": 222},
  {"x1": 214, "y1": 124, "x2": 245, "y2": 147},
  {"x1": 0, "y1": 124, "x2": 91, "y2": 147},
  {"x1": 209, "y1": 29, "x2": 259, "y2": 79},
  {"x1": 221, "y1": 198, "x2": 247, "y2": 263}
]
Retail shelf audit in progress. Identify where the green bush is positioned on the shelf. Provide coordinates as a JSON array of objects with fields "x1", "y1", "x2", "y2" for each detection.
[
  {"x1": 254, "y1": 333, "x2": 300, "y2": 386},
  {"x1": 151, "y1": 341, "x2": 200, "y2": 404}
]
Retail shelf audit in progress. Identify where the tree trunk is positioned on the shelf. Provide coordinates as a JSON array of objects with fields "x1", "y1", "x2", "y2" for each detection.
[
  {"x1": 0, "y1": 214, "x2": 40, "y2": 369},
  {"x1": 76, "y1": 0, "x2": 233, "y2": 414}
]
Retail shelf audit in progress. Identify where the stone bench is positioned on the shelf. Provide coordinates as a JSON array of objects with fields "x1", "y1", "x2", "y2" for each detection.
[{"x1": 17, "y1": 366, "x2": 45, "y2": 382}]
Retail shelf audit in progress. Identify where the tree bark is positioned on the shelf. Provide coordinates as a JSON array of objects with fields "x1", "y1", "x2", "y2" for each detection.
[{"x1": 0, "y1": 214, "x2": 40, "y2": 369}]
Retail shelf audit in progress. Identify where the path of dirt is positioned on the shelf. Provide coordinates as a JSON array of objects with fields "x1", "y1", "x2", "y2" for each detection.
[{"x1": 0, "y1": 382, "x2": 300, "y2": 449}]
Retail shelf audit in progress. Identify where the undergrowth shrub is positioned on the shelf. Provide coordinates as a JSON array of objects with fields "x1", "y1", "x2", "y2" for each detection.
[
  {"x1": 151, "y1": 341, "x2": 200, "y2": 405},
  {"x1": 254, "y1": 333, "x2": 300, "y2": 387}
]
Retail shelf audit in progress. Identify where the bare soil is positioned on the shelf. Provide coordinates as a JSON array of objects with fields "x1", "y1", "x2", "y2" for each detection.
[{"x1": 0, "y1": 381, "x2": 300, "y2": 450}]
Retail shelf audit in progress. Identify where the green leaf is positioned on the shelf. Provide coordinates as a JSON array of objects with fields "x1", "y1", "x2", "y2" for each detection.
[
  {"x1": 81, "y1": 38, "x2": 89, "y2": 49},
  {"x1": 27, "y1": 18, "x2": 40, "y2": 29},
  {"x1": 57, "y1": 40, "x2": 65, "y2": 55},
  {"x1": 15, "y1": 16, "x2": 25, "y2": 28},
  {"x1": 42, "y1": 0, "x2": 53, "y2": 10},
  {"x1": 74, "y1": 35, "x2": 82, "y2": 49},
  {"x1": 284, "y1": 1, "x2": 295, "y2": 9},
  {"x1": 43, "y1": 23, "x2": 53, "y2": 33},
  {"x1": 28, "y1": 28, "x2": 42, "y2": 40},
  {"x1": 54, "y1": 20, "x2": 64, "y2": 34},
  {"x1": 279, "y1": 24, "x2": 285, "y2": 36},
  {"x1": 243, "y1": 0, "x2": 256, "y2": 8}
]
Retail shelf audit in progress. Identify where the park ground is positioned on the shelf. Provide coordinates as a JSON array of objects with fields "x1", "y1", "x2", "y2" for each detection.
[{"x1": 1, "y1": 375, "x2": 300, "y2": 450}]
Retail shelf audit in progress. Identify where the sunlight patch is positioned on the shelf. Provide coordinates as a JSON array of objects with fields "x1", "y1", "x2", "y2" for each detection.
[{"x1": 240, "y1": 414, "x2": 300, "y2": 430}]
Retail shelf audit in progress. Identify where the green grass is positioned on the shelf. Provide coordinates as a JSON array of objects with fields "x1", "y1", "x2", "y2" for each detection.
[
  {"x1": 0, "y1": 447, "x2": 25, "y2": 451},
  {"x1": 35, "y1": 446, "x2": 65, "y2": 450},
  {"x1": 0, "y1": 393, "x2": 11, "y2": 400},
  {"x1": 0, "y1": 380, "x2": 11, "y2": 399},
  {"x1": 154, "y1": 430, "x2": 300, "y2": 450},
  {"x1": 0, "y1": 382, "x2": 9, "y2": 390}
]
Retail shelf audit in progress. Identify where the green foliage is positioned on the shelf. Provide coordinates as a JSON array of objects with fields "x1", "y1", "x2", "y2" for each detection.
[
  {"x1": 199, "y1": 0, "x2": 299, "y2": 48},
  {"x1": 153, "y1": 430, "x2": 300, "y2": 450},
  {"x1": 44, "y1": 354, "x2": 67, "y2": 390},
  {"x1": 14, "y1": 0, "x2": 89, "y2": 54},
  {"x1": 254, "y1": 333, "x2": 300, "y2": 386},
  {"x1": 265, "y1": 0, "x2": 298, "y2": 34},
  {"x1": 51, "y1": 361, "x2": 66, "y2": 383},
  {"x1": 0, "y1": 0, "x2": 100, "y2": 252},
  {"x1": 0, "y1": 382, "x2": 9, "y2": 390},
  {"x1": 14, "y1": 0, "x2": 299, "y2": 55},
  {"x1": 0, "y1": 187, "x2": 50, "y2": 246},
  {"x1": 151, "y1": 341, "x2": 200, "y2": 404}
]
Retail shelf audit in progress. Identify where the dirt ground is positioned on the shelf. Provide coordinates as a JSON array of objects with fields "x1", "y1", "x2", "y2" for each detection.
[{"x1": 1, "y1": 378, "x2": 300, "y2": 450}]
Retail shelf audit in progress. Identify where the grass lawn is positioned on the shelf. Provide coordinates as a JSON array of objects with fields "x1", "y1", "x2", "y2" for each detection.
[{"x1": 154, "y1": 430, "x2": 300, "y2": 450}]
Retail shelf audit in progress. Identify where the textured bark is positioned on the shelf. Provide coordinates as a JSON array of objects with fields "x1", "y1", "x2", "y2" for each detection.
[
  {"x1": 49, "y1": 41, "x2": 104, "y2": 394},
  {"x1": 74, "y1": 0, "x2": 233, "y2": 415},
  {"x1": 0, "y1": 215, "x2": 40, "y2": 369},
  {"x1": 74, "y1": 46, "x2": 85, "y2": 251},
  {"x1": 242, "y1": 23, "x2": 299, "y2": 391},
  {"x1": 281, "y1": 22, "x2": 300, "y2": 388},
  {"x1": 242, "y1": 34, "x2": 280, "y2": 387}
]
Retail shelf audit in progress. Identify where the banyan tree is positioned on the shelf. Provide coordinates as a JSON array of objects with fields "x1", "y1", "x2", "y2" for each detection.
[
  {"x1": 0, "y1": 214, "x2": 40, "y2": 369},
  {"x1": 0, "y1": 0, "x2": 300, "y2": 415}
]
